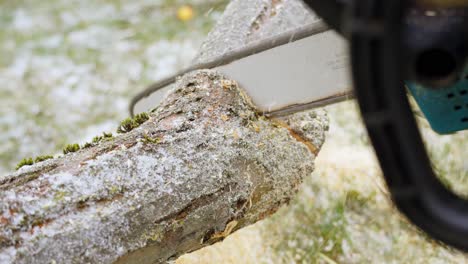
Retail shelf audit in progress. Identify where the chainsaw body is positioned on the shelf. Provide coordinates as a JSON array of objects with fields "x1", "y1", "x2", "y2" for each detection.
[{"x1": 407, "y1": 77, "x2": 468, "y2": 134}]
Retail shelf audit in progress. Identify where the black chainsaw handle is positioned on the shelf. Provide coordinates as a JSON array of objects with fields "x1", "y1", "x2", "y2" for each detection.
[
  {"x1": 303, "y1": 0, "x2": 468, "y2": 251},
  {"x1": 348, "y1": 0, "x2": 468, "y2": 251}
]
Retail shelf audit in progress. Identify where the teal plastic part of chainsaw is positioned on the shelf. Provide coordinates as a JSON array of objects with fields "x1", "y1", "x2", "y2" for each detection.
[{"x1": 407, "y1": 75, "x2": 468, "y2": 134}]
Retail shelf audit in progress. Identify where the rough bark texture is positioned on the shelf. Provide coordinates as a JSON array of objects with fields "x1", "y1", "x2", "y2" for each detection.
[
  {"x1": 195, "y1": 0, "x2": 319, "y2": 64},
  {"x1": 0, "y1": 1, "x2": 327, "y2": 263}
]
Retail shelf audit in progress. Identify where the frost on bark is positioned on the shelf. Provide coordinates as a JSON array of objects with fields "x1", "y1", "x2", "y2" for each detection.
[{"x1": 0, "y1": 1, "x2": 328, "y2": 263}]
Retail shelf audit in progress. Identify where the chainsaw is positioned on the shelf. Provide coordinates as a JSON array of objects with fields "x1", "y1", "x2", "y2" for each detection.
[{"x1": 131, "y1": 0, "x2": 468, "y2": 251}]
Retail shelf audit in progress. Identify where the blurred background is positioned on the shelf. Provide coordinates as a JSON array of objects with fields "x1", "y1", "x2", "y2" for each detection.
[{"x1": 1, "y1": 0, "x2": 466, "y2": 263}]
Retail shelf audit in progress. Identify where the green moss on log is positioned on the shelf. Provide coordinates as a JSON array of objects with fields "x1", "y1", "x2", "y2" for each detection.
[
  {"x1": 15, "y1": 158, "x2": 34, "y2": 170},
  {"x1": 118, "y1": 118, "x2": 138, "y2": 133},
  {"x1": 117, "y1": 113, "x2": 150, "y2": 134},
  {"x1": 83, "y1": 132, "x2": 114, "y2": 148},
  {"x1": 63, "y1": 144, "x2": 81, "y2": 154},
  {"x1": 35, "y1": 155, "x2": 54, "y2": 163},
  {"x1": 134, "y1": 113, "x2": 150, "y2": 125}
]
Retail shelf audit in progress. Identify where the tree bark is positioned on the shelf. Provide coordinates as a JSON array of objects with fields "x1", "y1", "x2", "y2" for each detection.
[
  {"x1": 0, "y1": 1, "x2": 327, "y2": 263},
  {"x1": 195, "y1": 0, "x2": 319, "y2": 64}
]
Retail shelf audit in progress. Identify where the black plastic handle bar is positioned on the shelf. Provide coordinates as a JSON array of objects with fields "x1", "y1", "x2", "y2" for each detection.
[{"x1": 302, "y1": 0, "x2": 468, "y2": 251}]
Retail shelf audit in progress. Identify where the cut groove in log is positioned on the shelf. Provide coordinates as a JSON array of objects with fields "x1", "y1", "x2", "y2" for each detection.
[{"x1": 0, "y1": 70, "x2": 328, "y2": 263}]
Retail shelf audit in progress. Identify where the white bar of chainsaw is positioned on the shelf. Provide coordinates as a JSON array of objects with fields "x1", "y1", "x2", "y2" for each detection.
[{"x1": 130, "y1": 21, "x2": 353, "y2": 117}]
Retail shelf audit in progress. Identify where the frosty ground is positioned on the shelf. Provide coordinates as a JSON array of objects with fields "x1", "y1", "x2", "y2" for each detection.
[{"x1": 1, "y1": 0, "x2": 467, "y2": 263}]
